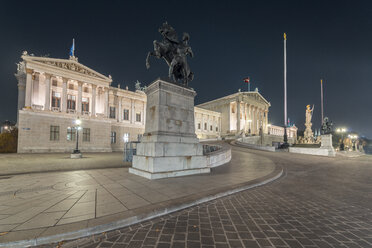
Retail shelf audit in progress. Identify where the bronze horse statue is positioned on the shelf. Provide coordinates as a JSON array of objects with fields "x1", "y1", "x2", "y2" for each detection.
[{"x1": 146, "y1": 22, "x2": 194, "y2": 86}]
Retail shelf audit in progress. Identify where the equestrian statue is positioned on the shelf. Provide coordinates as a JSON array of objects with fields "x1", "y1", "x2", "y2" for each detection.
[{"x1": 146, "y1": 22, "x2": 194, "y2": 86}]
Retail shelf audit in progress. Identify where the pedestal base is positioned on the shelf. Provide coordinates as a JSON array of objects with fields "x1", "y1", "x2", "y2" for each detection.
[
  {"x1": 129, "y1": 167, "x2": 210, "y2": 179},
  {"x1": 70, "y1": 153, "x2": 82, "y2": 159},
  {"x1": 320, "y1": 134, "x2": 336, "y2": 157}
]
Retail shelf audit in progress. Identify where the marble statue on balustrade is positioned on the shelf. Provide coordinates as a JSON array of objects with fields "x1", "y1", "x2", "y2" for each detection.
[
  {"x1": 146, "y1": 22, "x2": 194, "y2": 86},
  {"x1": 303, "y1": 104, "x2": 315, "y2": 144}
]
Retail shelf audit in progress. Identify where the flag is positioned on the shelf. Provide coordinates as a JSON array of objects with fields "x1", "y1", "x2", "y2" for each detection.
[
  {"x1": 69, "y1": 39, "x2": 75, "y2": 57},
  {"x1": 243, "y1": 77, "x2": 250, "y2": 83}
]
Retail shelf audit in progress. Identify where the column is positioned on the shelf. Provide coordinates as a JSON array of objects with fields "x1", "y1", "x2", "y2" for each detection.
[
  {"x1": 265, "y1": 110, "x2": 268, "y2": 133},
  {"x1": 142, "y1": 101, "x2": 145, "y2": 124},
  {"x1": 44, "y1": 73, "x2": 51, "y2": 111},
  {"x1": 131, "y1": 99, "x2": 135, "y2": 123},
  {"x1": 92, "y1": 85, "x2": 96, "y2": 116},
  {"x1": 104, "y1": 88, "x2": 109, "y2": 117},
  {"x1": 243, "y1": 102, "x2": 246, "y2": 133},
  {"x1": 118, "y1": 96, "x2": 122, "y2": 122},
  {"x1": 62, "y1": 78, "x2": 68, "y2": 112},
  {"x1": 77, "y1": 82, "x2": 82, "y2": 114},
  {"x1": 236, "y1": 101, "x2": 240, "y2": 132},
  {"x1": 25, "y1": 68, "x2": 33, "y2": 108}
]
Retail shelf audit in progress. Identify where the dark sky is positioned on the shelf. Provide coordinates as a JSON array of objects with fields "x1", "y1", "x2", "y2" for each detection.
[{"x1": 1, "y1": 0, "x2": 371, "y2": 137}]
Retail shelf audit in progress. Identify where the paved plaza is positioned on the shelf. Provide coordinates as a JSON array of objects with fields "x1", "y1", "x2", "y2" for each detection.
[
  {"x1": 0, "y1": 142, "x2": 278, "y2": 247},
  {"x1": 41, "y1": 143, "x2": 372, "y2": 248}
]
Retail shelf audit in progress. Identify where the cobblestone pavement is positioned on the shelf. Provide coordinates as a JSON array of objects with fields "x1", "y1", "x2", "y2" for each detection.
[{"x1": 41, "y1": 146, "x2": 372, "y2": 248}]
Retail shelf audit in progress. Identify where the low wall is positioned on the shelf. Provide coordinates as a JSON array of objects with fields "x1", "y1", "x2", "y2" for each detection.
[
  {"x1": 204, "y1": 144, "x2": 232, "y2": 168},
  {"x1": 241, "y1": 135, "x2": 296, "y2": 146},
  {"x1": 236, "y1": 139, "x2": 276, "y2": 152},
  {"x1": 289, "y1": 147, "x2": 333, "y2": 157}
]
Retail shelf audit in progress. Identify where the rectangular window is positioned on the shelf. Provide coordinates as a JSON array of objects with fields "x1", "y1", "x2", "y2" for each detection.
[
  {"x1": 50, "y1": 125, "x2": 59, "y2": 141},
  {"x1": 210, "y1": 125, "x2": 213, "y2": 131},
  {"x1": 67, "y1": 95, "x2": 76, "y2": 110},
  {"x1": 83, "y1": 87, "x2": 89, "y2": 93},
  {"x1": 111, "y1": 131, "x2": 116, "y2": 144},
  {"x1": 204, "y1": 123, "x2": 207, "y2": 130},
  {"x1": 68, "y1": 84, "x2": 74, "y2": 90},
  {"x1": 198, "y1": 123, "x2": 201, "y2": 130},
  {"x1": 123, "y1": 133, "x2": 130, "y2": 143},
  {"x1": 216, "y1": 126, "x2": 218, "y2": 132},
  {"x1": 82, "y1": 97, "x2": 89, "y2": 112},
  {"x1": 110, "y1": 107, "x2": 116, "y2": 119},
  {"x1": 123, "y1": 109, "x2": 129, "y2": 120},
  {"x1": 67, "y1": 127, "x2": 76, "y2": 141},
  {"x1": 52, "y1": 91, "x2": 61, "y2": 108},
  {"x1": 83, "y1": 128, "x2": 90, "y2": 142},
  {"x1": 136, "y1": 113, "x2": 141, "y2": 122},
  {"x1": 52, "y1": 79, "x2": 58, "y2": 86}
]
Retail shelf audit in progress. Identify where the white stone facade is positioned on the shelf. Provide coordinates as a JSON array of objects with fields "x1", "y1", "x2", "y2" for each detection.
[
  {"x1": 194, "y1": 107, "x2": 221, "y2": 140},
  {"x1": 15, "y1": 53, "x2": 146, "y2": 153},
  {"x1": 197, "y1": 91, "x2": 271, "y2": 137}
]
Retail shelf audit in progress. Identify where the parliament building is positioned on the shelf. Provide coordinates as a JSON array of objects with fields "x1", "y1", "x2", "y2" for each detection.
[{"x1": 14, "y1": 52, "x2": 295, "y2": 153}]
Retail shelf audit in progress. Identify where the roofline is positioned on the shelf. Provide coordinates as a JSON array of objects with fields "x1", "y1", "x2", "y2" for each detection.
[
  {"x1": 197, "y1": 91, "x2": 271, "y2": 107},
  {"x1": 22, "y1": 55, "x2": 112, "y2": 83}
]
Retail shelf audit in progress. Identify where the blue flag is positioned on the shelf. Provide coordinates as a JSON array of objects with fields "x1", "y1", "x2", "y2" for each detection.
[{"x1": 69, "y1": 39, "x2": 75, "y2": 57}]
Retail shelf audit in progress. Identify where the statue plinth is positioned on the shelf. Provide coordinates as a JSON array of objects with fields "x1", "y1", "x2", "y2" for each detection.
[
  {"x1": 129, "y1": 79, "x2": 209, "y2": 179},
  {"x1": 320, "y1": 134, "x2": 336, "y2": 157}
]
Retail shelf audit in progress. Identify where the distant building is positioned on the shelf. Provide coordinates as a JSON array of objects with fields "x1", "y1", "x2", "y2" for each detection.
[{"x1": 0, "y1": 120, "x2": 16, "y2": 134}]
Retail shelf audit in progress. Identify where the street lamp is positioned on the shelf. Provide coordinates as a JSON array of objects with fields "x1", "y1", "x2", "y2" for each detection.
[
  {"x1": 348, "y1": 134, "x2": 358, "y2": 151},
  {"x1": 73, "y1": 118, "x2": 82, "y2": 154},
  {"x1": 336, "y1": 128, "x2": 347, "y2": 151}
]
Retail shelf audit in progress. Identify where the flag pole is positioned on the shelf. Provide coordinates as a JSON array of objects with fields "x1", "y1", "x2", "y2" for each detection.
[
  {"x1": 72, "y1": 38, "x2": 75, "y2": 57},
  {"x1": 283, "y1": 33, "x2": 289, "y2": 148},
  {"x1": 321, "y1": 78, "x2": 324, "y2": 127}
]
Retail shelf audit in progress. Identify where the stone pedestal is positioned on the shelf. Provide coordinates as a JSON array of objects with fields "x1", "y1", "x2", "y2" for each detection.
[
  {"x1": 320, "y1": 134, "x2": 336, "y2": 157},
  {"x1": 129, "y1": 79, "x2": 209, "y2": 179}
]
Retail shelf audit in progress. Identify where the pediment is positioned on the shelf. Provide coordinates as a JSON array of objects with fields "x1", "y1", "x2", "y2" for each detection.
[{"x1": 22, "y1": 55, "x2": 112, "y2": 82}]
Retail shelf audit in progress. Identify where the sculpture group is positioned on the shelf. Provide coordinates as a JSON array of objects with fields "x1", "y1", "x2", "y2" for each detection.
[{"x1": 146, "y1": 22, "x2": 194, "y2": 86}]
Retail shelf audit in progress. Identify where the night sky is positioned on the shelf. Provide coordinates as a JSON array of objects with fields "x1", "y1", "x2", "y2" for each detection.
[{"x1": 1, "y1": 1, "x2": 371, "y2": 137}]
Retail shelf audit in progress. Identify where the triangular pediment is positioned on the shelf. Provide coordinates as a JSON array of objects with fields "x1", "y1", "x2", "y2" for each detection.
[{"x1": 22, "y1": 55, "x2": 112, "y2": 82}]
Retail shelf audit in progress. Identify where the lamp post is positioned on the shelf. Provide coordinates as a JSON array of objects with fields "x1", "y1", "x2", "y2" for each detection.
[
  {"x1": 336, "y1": 128, "x2": 347, "y2": 151},
  {"x1": 348, "y1": 134, "x2": 358, "y2": 151},
  {"x1": 73, "y1": 118, "x2": 81, "y2": 154}
]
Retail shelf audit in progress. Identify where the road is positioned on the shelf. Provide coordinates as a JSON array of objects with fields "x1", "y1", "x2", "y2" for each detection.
[{"x1": 42, "y1": 143, "x2": 372, "y2": 248}]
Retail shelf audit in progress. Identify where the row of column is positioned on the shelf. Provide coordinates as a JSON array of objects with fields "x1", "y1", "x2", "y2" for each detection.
[
  {"x1": 115, "y1": 95, "x2": 144, "y2": 124},
  {"x1": 25, "y1": 69, "x2": 108, "y2": 117},
  {"x1": 198, "y1": 114, "x2": 220, "y2": 133},
  {"x1": 236, "y1": 100, "x2": 268, "y2": 135}
]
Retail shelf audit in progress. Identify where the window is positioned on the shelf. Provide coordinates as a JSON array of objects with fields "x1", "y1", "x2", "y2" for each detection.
[
  {"x1": 123, "y1": 133, "x2": 129, "y2": 143},
  {"x1": 83, "y1": 128, "x2": 90, "y2": 142},
  {"x1": 83, "y1": 87, "x2": 89, "y2": 93},
  {"x1": 68, "y1": 84, "x2": 74, "y2": 90},
  {"x1": 210, "y1": 125, "x2": 213, "y2": 131},
  {"x1": 123, "y1": 109, "x2": 129, "y2": 120},
  {"x1": 204, "y1": 123, "x2": 207, "y2": 130},
  {"x1": 52, "y1": 79, "x2": 58, "y2": 86},
  {"x1": 137, "y1": 134, "x2": 142, "y2": 141},
  {"x1": 136, "y1": 113, "x2": 141, "y2": 122},
  {"x1": 111, "y1": 131, "x2": 116, "y2": 144},
  {"x1": 82, "y1": 97, "x2": 89, "y2": 112},
  {"x1": 216, "y1": 126, "x2": 218, "y2": 132},
  {"x1": 110, "y1": 107, "x2": 116, "y2": 119},
  {"x1": 198, "y1": 123, "x2": 201, "y2": 130},
  {"x1": 50, "y1": 126, "x2": 59, "y2": 141},
  {"x1": 231, "y1": 106, "x2": 235, "y2": 113},
  {"x1": 67, "y1": 127, "x2": 76, "y2": 141},
  {"x1": 67, "y1": 95, "x2": 76, "y2": 110},
  {"x1": 52, "y1": 91, "x2": 61, "y2": 108}
]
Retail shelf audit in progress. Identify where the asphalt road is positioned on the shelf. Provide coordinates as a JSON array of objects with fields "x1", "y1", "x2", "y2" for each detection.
[{"x1": 42, "y1": 144, "x2": 372, "y2": 248}]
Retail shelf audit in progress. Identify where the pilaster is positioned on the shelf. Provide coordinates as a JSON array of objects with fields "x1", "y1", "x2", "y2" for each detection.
[
  {"x1": 77, "y1": 82, "x2": 82, "y2": 114},
  {"x1": 44, "y1": 73, "x2": 51, "y2": 111},
  {"x1": 62, "y1": 78, "x2": 68, "y2": 112},
  {"x1": 92, "y1": 85, "x2": 96, "y2": 116},
  {"x1": 25, "y1": 68, "x2": 33, "y2": 108}
]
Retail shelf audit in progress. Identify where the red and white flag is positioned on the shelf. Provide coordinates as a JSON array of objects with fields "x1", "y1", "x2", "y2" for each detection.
[{"x1": 243, "y1": 77, "x2": 250, "y2": 83}]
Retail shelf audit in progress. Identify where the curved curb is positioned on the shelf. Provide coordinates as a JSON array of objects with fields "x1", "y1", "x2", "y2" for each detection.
[{"x1": 1, "y1": 156, "x2": 283, "y2": 248}]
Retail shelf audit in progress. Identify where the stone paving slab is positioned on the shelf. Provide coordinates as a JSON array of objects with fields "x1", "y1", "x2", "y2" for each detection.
[
  {"x1": 45, "y1": 144, "x2": 372, "y2": 248},
  {"x1": 0, "y1": 152, "x2": 128, "y2": 176},
  {"x1": 0, "y1": 142, "x2": 280, "y2": 247}
]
